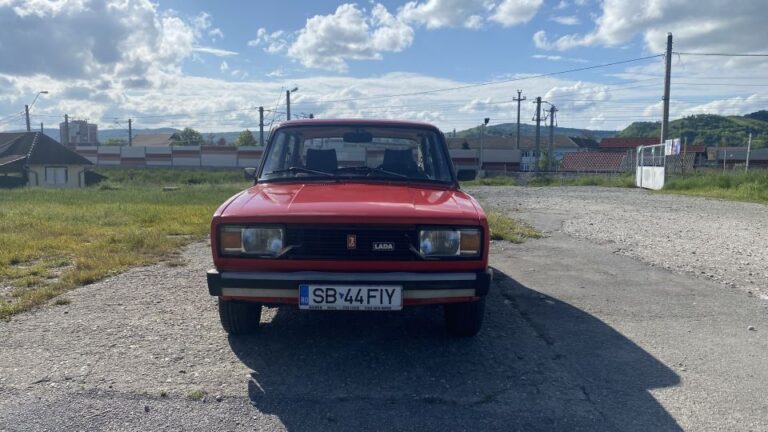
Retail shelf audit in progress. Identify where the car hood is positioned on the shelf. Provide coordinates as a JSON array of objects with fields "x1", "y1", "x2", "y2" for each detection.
[{"x1": 218, "y1": 181, "x2": 482, "y2": 224}]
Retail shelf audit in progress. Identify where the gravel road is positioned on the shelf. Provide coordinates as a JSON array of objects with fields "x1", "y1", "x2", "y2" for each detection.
[
  {"x1": 1, "y1": 186, "x2": 767, "y2": 431},
  {"x1": 471, "y1": 186, "x2": 768, "y2": 299}
]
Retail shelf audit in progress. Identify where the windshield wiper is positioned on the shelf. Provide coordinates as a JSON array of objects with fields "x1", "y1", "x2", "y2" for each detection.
[
  {"x1": 335, "y1": 165, "x2": 408, "y2": 178},
  {"x1": 265, "y1": 166, "x2": 334, "y2": 177}
]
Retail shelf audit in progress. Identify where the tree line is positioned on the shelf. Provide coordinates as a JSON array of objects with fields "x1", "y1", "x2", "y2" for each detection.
[{"x1": 102, "y1": 128, "x2": 261, "y2": 146}]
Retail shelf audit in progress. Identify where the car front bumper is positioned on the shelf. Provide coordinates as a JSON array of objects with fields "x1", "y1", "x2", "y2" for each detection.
[{"x1": 207, "y1": 268, "x2": 492, "y2": 305}]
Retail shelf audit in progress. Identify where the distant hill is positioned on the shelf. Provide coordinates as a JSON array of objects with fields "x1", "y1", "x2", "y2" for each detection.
[
  {"x1": 453, "y1": 122, "x2": 617, "y2": 141},
  {"x1": 619, "y1": 111, "x2": 768, "y2": 149}
]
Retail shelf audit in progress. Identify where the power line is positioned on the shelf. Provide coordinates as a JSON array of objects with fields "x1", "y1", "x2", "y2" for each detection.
[
  {"x1": 675, "y1": 52, "x2": 768, "y2": 57},
  {"x1": 302, "y1": 54, "x2": 664, "y2": 105},
  {"x1": 0, "y1": 111, "x2": 24, "y2": 126}
]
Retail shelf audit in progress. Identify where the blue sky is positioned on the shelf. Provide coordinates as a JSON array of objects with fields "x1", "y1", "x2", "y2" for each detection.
[
  {"x1": 169, "y1": 0, "x2": 620, "y2": 82},
  {"x1": 0, "y1": 0, "x2": 766, "y2": 133}
]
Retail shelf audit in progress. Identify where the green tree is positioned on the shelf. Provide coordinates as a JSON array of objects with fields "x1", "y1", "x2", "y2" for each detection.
[
  {"x1": 104, "y1": 138, "x2": 127, "y2": 146},
  {"x1": 172, "y1": 128, "x2": 204, "y2": 146},
  {"x1": 235, "y1": 129, "x2": 258, "y2": 146},
  {"x1": 536, "y1": 150, "x2": 559, "y2": 172}
]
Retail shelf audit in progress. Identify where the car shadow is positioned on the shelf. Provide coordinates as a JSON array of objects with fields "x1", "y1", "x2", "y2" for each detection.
[{"x1": 228, "y1": 269, "x2": 681, "y2": 431}]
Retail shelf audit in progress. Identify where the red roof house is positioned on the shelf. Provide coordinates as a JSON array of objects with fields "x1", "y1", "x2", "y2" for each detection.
[{"x1": 561, "y1": 152, "x2": 627, "y2": 172}]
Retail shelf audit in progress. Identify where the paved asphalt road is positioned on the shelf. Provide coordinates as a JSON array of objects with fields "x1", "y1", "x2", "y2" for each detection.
[{"x1": 1, "y1": 188, "x2": 767, "y2": 431}]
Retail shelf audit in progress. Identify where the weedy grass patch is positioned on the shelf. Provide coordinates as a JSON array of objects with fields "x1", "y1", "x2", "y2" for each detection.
[
  {"x1": 663, "y1": 171, "x2": 768, "y2": 204},
  {"x1": 485, "y1": 209, "x2": 541, "y2": 244},
  {"x1": 0, "y1": 180, "x2": 246, "y2": 319},
  {"x1": 527, "y1": 174, "x2": 635, "y2": 187},
  {"x1": 461, "y1": 176, "x2": 517, "y2": 187}
]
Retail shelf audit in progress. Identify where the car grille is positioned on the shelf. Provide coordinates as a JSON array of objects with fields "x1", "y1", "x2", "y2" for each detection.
[{"x1": 284, "y1": 225, "x2": 418, "y2": 260}]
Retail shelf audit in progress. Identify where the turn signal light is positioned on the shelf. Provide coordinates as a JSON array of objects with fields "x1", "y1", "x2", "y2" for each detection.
[
  {"x1": 220, "y1": 228, "x2": 242, "y2": 252},
  {"x1": 460, "y1": 229, "x2": 481, "y2": 256}
]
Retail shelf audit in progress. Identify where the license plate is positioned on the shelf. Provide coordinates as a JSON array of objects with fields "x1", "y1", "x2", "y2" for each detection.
[{"x1": 299, "y1": 284, "x2": 402, "y2": 311}]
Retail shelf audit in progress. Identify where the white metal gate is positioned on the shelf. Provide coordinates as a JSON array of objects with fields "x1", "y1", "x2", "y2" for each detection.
[{"x1": 636, "y1": 144, "x2": 666, "y2": 190}]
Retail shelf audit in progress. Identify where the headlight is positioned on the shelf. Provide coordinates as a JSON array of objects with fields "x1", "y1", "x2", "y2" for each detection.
[
  {"x1": 220, "y1": 225, "x2": 284, "y2": 256},
  {"x1": 419, "y1": 228, "x2": 481, "y2": 258}
]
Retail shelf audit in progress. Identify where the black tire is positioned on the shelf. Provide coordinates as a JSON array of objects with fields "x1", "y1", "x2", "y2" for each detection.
[
  {"x1": 218, "y1": 298, "x2": 262, "y2": 335},
  {"x1": 444, "y1": 298, "x2": 485, "y2": 337}
]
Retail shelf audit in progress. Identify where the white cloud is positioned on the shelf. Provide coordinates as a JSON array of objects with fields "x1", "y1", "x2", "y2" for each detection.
[
  {"x1": 266, "y1": 68, "x2": 286, "y2": 78},
  {"x1": 191, "y1": 12, "x2": 211, "y2": 35},
  {"x1": 682, "y1": 94, "x2": 765, "y2": 117},
  {"x1": 398, "y1": 0, "x2": 541, "y2": 29},
  {"x1": 398, "y1": 0, "x2": 493, "y2": 29},
  {"x1": 0, "y1": 0, "x2": 765, "y2": 134},
  {"x1": 208, "y1": 28, "x2": 224, "y2": 41},
  {"x1": 459, "y1": 97, "x2": 516, "y2": 114},
  {"x1": 544, "y1": 81, "x2": 610, "y2": 110},
  {"x1": 464, "y1": 15, "x2": 484, "y2": 29},
  {"x1": 192, "y1": 47, "x2": 238, "y2": 57},
  {"x1": 286, "y1": 3, "x2": 414, "y2": 72},
  {"x1": 230, "y1": 69, "x2": 249, "y2": 80},
  {"x1": 489, "y1": 0, "x2": 543, "y2": 27},
  {"x1": 551, "y1": 15, "x2": 579, "y2": 25},
  {"x1": 534, "y1": 0, "x2": 768, "y2": 53},
  {"x1": 190, "y1": 11, "x2": 224, "y2": 42},
  {"x1": 532, "y1": 54, "x2": 587, "y2": 63},
  {"x1": 0, "y1": 0, "x2": 203, "y2": 83},
  {"x1": 248, "y1": 28, "x2": 289, "y2": 54},
  {"x1": 249, "y1": 1, "x2": 542, "y2": 72},
  {"x1": 4, "y1": 65, "x2": 765, "y2": 133}
]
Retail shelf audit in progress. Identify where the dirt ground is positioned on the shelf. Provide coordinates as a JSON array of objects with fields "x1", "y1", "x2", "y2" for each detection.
[{"x1": 1, "y1": 186, "x2": 767, "y2": 431}]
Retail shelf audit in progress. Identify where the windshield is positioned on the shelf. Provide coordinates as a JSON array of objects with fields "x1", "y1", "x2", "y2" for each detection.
[{"x1": 258, "y1": 125, "x2": 454, "y2": 183}]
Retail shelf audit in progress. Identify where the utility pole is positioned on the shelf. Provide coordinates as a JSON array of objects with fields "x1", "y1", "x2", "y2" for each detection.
[
  {"x1": 548, "y1": 104, "x2": 558, "y2": 172},
  {"x1": 25, "y1": 105, "x2": 31, "y2": 132},
  {"x1": 513, "y1": 90, "x2": 526, "y2": 150},
  {"x1": 286, "y1": 90, "x2": 291, "y2": 120},
  {"x1": 128, "y1": 118, "x2": 133, "y2": 147},
  {"x1": 63, "y1": 114, "x2": 69, "y2": 147},
  {"x1": 533, "y1": 97, "x2": 542, "y2": 172},
  {"x1": 660, "y1": 32, "x2": 673, "y2": 144},
  {"x1": 479, "y1": 123, "x2": 484, "y2": 172},
  {"x1": 259, "y1": 106, "x2": 265, "y2": 145},
  {"x1": 746, "y1": 132, "x2": 752, "y2": 171}
]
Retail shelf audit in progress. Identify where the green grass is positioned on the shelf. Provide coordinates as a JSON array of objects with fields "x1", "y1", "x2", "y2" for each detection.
[
  {"x1": 527, "y1": 174, "x2": 635, "y2": 187},
  {"x1": 462, "y1": 174, "x2": 634, "y2": 188},
  {"x1": 188, "y1": 389, "x2": 206, "y2": 401},
  {"x1": 663, "y1": 171, "x2": 768, "y2": 204},
  {"x1": 461, "y1": 176, "x2": 517, "y2": 186},
  {"x1": 94, "y1": 167, "x2": 245, "y2": 186},
  {"x1": 0, "y1": 170, "x2": 247, "y2": 319},
  {"x1": 485, "y1": 210, "x2": 542, "y2": 243}
]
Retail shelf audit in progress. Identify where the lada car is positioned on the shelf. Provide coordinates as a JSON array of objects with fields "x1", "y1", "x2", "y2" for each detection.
[{"x1": 207, "y1": 119, "x2": 492, "y2": 336}]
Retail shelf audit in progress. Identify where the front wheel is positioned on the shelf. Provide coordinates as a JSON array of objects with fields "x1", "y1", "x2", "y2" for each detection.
[
  {"x1": 444, "y1": 298, "x2": 485, "y2": 337},
  {"x1": 218, "y1": 298, "x2": 262, "y2": 335}
]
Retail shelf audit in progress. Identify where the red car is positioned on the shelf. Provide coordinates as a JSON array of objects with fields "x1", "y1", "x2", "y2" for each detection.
[{"x1": 207, "y1": 119, "x2": 492, "y2": 336}]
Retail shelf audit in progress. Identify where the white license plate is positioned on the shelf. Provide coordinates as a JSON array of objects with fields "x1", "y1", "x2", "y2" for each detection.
[{"x1": 299, "y1": 284, "x2": 402, "y2": 311}]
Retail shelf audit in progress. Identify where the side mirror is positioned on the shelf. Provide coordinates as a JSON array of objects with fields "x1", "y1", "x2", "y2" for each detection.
[
  {"x1": 456, "y1": 169, "x2": 477, "y2": 181},
  {"x1": 244, "y1": 167, "x2": 257, "y2": 181}
]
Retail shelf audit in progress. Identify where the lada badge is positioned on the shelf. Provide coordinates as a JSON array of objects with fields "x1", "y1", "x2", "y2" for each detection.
[
  {"x1": 347, "y1": 234, "x2": 357, "y2": 249},
  {"x1": 373, "y1": 242, "x2": 395, "y2": 251}
]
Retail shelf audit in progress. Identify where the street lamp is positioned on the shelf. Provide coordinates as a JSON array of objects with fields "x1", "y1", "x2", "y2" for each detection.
[
  {"x1": 479, "y1": 117, "x2": 490, "y2": 176},
  {"x1": 26, "y1": 91, "x2": 48, "y2": 132},
  {"x1": 286, "y1": 87, "x2": 299, "y2": 120}
]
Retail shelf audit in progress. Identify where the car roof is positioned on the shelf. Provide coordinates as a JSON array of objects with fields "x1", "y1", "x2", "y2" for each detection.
[{"x1": 276, "y1": 118, "x2": 441, "y2": 131}]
